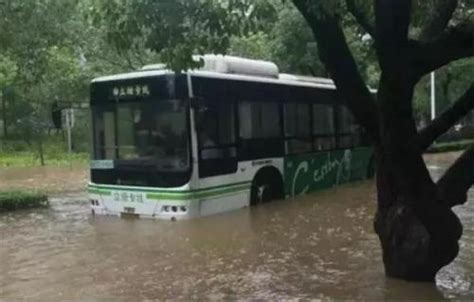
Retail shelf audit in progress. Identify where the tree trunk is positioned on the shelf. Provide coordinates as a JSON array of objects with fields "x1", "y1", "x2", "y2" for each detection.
[
  {"x1": 373, "y1": 79, "x2": 463, "y2": 281},
  {"x1": 290, "y1": 0, "x2": 472, "y2": 282},
  {"x1": 1, "y1": 91, "x2": 7, "y2": 139},
  {"x1": 37, "y1": 139, "x2": 45, "y2": 166},
  {"x1": 374, "y1": 156, "x2": 463, "y2": 281}
]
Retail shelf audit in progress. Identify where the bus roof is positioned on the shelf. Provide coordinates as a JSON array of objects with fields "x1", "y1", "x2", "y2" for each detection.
[
  {"x1": 92, "y1": 55, "x2": 376, "y2": 93},
  {"x1": 92, "y1": 69, "x2": 338, "y2": 90}
]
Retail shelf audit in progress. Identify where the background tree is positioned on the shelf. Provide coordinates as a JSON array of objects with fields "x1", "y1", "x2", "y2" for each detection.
[
  {"x1": 0, "y1": 0, "x2": 159, "y2": 162},
  {"x1": 0, "y1": 54, "x2": 17, "y2": 141}
]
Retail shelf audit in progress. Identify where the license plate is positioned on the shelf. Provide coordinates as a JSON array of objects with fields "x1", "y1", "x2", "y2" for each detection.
[
  {"x1": 123, "y1": 207, "x2": 135, "y2": 214},
  {"x1": 121, "y1": 207, "x2": 139, "y2": 219}
]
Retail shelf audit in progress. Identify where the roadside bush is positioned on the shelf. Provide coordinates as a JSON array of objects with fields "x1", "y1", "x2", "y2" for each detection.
[
  {"x1": 0, "y1": 191, "x2": 49, "y2": 212},
  {"x1": 426, "y1": 139, "x2": 474, "y2": 153}
]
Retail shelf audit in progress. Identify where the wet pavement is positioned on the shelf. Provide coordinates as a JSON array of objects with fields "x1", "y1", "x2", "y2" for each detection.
[{"x1": 0, "y1": 152, "x2": 472, "y2": 300}]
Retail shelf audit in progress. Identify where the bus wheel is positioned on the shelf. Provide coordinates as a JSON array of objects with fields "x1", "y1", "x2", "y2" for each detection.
[{"x1": 250, "y1": 168, "x2": 284, "y2": 206}]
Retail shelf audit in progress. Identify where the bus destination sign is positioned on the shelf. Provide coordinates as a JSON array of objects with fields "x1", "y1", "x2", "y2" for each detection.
[{"x1": 111, "y1": 84, "x2": 151, "y2": 99}]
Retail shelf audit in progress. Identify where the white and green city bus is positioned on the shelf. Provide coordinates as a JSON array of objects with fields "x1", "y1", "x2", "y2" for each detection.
[{"x1": 88, "y1": 55, "x2": 374, "y2": 220}]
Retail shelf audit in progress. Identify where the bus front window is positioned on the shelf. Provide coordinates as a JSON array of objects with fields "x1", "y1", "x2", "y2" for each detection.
[{"x1": 93, "y1": 99, "x2": 189, "y2": 172}]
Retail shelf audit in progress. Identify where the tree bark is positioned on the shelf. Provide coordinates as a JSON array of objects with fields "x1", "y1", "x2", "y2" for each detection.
[
  {"x1": 412, "y1": 22, "x2": 474, "y2": 77},
  {"x1": 419, "y1": 0, "x2": 458, "y2": 41},
  {"x1": 374, "y1": 157, "x2": 463, "y2": 280},
  {"x1": 374, "y1": 80, "x2": 463, "y2": 281},
  {"x1": 292, "y1": 0, "x2": 380, "y2": 142},
  {"x1": 37, "y1": 139, "x2": 45, "y2": 166},
  {"x1": 1, "y1": 90, "x2": 7, "y2": 139},
  {"x1": 418, "y1": 84, "x2": 474, "y2": 150},
  {"x1": 346, "y1": 0, "x2": 375, "y2": 37},
  {"x1": 291, "y1": 0, "x2": 471, "y2": 281},
  {"x1": 438, "y1": 146, "x2": 474, "y2": 207}
]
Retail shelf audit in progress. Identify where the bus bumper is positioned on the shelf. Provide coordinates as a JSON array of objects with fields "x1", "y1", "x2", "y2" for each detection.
[{"x1": 88, "y1": 184, "x2": 198, "y2": 220}]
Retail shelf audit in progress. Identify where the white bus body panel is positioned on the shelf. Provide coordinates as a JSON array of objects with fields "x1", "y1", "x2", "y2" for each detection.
[{"x1": 89, "y1": 158, "x2": 283, "y2": 220}]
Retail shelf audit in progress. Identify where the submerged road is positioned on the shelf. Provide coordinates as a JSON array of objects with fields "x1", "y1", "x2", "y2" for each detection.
[{"x1": 0, "y1": 152, "x2": 472, "y2": 300}]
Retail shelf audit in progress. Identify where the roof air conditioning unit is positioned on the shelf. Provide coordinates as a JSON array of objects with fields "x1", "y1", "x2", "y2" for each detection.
[{"x1": 193, "y1": 54, "x2": 279, "y2": 78}]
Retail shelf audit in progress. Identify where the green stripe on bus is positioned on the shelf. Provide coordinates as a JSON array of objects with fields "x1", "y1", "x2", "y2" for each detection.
[
  {"x1": 88, "y1": 182, "x2": 251, "y2": 200},
  {"x1": 146, "y1": 184, "x2": 250, "y2": 200}
]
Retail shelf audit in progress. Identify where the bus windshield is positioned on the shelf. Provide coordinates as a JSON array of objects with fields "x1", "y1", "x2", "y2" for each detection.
[{"x1": 92, "y1": 99, "x2": 189, "y2": 172}]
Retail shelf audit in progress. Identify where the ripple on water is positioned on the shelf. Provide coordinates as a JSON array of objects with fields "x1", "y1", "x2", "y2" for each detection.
[{"x1": 0, "y1": 154, "x2": 473, "y2": 300}]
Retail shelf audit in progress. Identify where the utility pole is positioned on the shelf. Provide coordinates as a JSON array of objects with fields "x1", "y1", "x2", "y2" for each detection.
[
  {"x1": 54, "y1": 102, "x2": 86, "y2": 167},
  {"x1": 65, "y1": 109, "x2": 73, "y2": 153},
  {"x1": 64, "y1": 108, "x2": 74, "y2": 168},
  {"x1": 1, "y1": 88, "x2": 7, "y2": 139},
  {"x1": 431, "y1": 71, "x2": 436, "y2": 120}
]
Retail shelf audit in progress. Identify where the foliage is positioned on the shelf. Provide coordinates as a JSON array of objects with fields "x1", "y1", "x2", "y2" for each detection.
[
  {"x1": 0, "y1": 0, "x2": 158, "y2": 165},
  {"x1": 0, "y1": 0, "x2": 472, "y2": 169},
  {"x1": 90, "y1": 0, "x2": 276, "y2": 71},
  {"x1": 267, "y1": 3, "x2": 325, "y2": 75},
  {"x1": 0, "y1": 54, "x2": 17, "y2": 88},
  {"x1": 227, "y1": 5, "x2": 325, "y2": 75},
  {"x1": 0, "y1": 190, "x2": 49, "y2": 212},
  {"x1": 426, "y1": 139, "x2": 474, "y2": 153},
  {"x1": 0, "y1": 136, "x2": 89, "y2": 167}
]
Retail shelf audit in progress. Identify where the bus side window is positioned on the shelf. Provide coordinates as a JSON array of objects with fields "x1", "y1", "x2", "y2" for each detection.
[
  {"x1": 239, "y1": 102, "x2": 280, "y2": 139},
  {"x1": 284, "y1": 102, "x2": 312, "y2": 154},
  {"x1": 238, "y1": 101, "x2": 284, "y2": 160},
  {"x1": 197, "y1": 100, "x2": 237, "y2": 178},
  {"x1": 313, "y1": 104, "x2": 336, "y2": 151}
]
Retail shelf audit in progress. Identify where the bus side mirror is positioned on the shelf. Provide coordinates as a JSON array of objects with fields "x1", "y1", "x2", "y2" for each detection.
[{"x1": 51, "y1": 102, "x2": 62, "y2": 129}]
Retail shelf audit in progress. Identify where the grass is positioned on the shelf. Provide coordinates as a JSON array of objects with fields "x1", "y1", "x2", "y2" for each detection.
[
  {"x1": 0, "y1": 137, "x2": 89, "y2": 167},
  {"x1": 0, "y1": 151, "x2": 89, "y2": 167},
  {"x1": 426, "y1": 139, "x2": 474, "y2": 153},
  {"x1": 0, "y1": 191, "x2": 49, "y2": 212}
]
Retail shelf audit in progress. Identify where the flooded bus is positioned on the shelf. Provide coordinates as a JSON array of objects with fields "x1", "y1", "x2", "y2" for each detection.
[{"x1": 88, "y1": 55, "x2": 374, "y2": 220}]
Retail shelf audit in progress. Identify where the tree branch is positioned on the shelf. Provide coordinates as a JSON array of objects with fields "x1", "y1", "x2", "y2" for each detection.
[
  {"x1": 419, "y1": 0, "x2": 458, "y2": 41},
  {"x1": 346, "y1": 0, "x2": 375, "y2": 37},
  {"x1": 374, "y1": 0, "x2": 412, "y2": 69},
  {"x1": 413, "y1": 22, "x2": 474, "y2": 76},
  {"x1": 418, "y1": 84, "x2": 474, "y2": 150},
  {"x1": 438, "y1": 146, "x2": 474, "y2": 207},
  {"x1": 291, "y1": 0, "x2": 380, "y2": 142}
]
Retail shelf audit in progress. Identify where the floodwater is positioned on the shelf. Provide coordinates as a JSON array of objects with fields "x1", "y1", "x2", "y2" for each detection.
[
  {"x1": 0, "y1": 153, "x2": 473, "y2": 300},
  {"x1": 0, "y1": 165, "x2": 88, "y2": 194}
]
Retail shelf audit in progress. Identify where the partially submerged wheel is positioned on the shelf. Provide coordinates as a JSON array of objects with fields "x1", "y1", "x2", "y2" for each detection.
[{"x1": 250, "y1": 167, "x2": 284, "y2": 206}]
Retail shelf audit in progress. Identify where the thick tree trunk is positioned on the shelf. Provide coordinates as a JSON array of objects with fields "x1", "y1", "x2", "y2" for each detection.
[
  {"x1": 374, "y1": 155, "x2": 463, "y2": 281},
  {"x1": 373, "y1": 80, "x2": 463, "y2": 281},
  {"x1": 291, "y1": 0, "x2": 472, "y2": 282}
]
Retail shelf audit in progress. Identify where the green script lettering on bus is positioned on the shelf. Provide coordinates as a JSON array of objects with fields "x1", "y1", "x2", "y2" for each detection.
[{"x1": 291, "y1": 151, "x2": 352, "y2": 196}]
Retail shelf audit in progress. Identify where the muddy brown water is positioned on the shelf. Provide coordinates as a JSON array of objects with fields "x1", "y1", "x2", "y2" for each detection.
[
  {"x1": 0, "y1": 153, "x2": 472, "y2": 300},
  {"x1": 0, "y1": 165, "x2": 88, "y2": 194}
]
